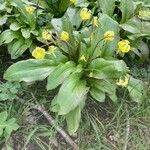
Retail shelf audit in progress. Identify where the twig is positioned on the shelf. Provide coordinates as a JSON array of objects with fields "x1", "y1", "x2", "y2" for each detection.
[
  {"x1": 33, "y1": 104, "x2": 79, "y2": 150},
  {"x1": 123, "y1": 104, "x2": 130, "y2": 150}
]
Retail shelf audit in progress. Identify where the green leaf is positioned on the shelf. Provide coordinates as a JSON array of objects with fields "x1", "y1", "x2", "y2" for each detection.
[
  {"x1": 10, "y1": 22, "x2": 21, "y2": 31},
  {"x1": 62, "y1": 15, "x2": 75, "y2": 47},
  {"x1": 132, "y1": 40, "x2": 149, "y2": 61},
  {"x1": 0, "y1": 30, "x2": 18, "y2": 45},
  {"x1": 0, "y1": 111, "x2": 8, "y2": 123},
  {"x1": 127, "y1": 77, "x2": 147, "y2": 103},
  {"x1": 90, "y1": 14, "x2": 120, "y2": 58},
  {"x1": 66, "y1": 106, "x2": 81, "y2": 135},
  {"x1": 120, "y1": 0, "x2": 135, "y2": 23},
  {"x1": 90, "y1": 79, "x2": 117, "y2": 102},
  {"x1": 10, "y1": 0, "x2": 36, "y2": 29},
  {"x1": 45, "y1": 0, "x2": 69, "y2": 17},
  {"x1": 90, "y1": 87, "x2": 105, "y2": 102},
  {"x1": 88, "y1": 58, "x2": 128, "y2": 79},
  {"x1": 0, "y1": 15, "x2": 7, "y2": 26},
  {"x1": 59, "y1": 0, "x2": 70, "y2": 13},
  {"x1": 47, "y1": 61, "x2": 76, "y2": 90},
  {"x1": 4, "y1": 118, "x2": 19, "y2": 138},
  {"x1": 120, "y1": 17, "x2": 150, "y2": 37},
  {"x1": 4, "y1": 59, "x2": 57, "y2": 82},
  {"x1": 0, "y1": 128, "x2": 3, "y2": 137},
  {"x1": 51, "y1": 73, "x2": 89, "y2": 115},
  {"x1": 7, "y1": 38, "x2": 32, "y2": 59},
  {"x1": 21, "y1": 28, "x2": 31, "y2": 39},
  {"x1": 0, "y1": 111, "x2": 19, "y2": 138},
  {"x1": 98, "y1": 0, "x2": 116, "y2": 17}
]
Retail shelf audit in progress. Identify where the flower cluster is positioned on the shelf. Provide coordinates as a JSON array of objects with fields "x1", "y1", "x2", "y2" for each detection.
[
  {"x1": 70, "y1": 0, "x2": 76, "y2": 4},
  {"x1": 116, "y1": 75, "x2": 129, "y2": 87},
  {"x1": 80, "y1": 8, "x2": 92, "y2": 21},
  {"x1": 42, "y1": 30, "x2": 52, "y2": 41},
  {"x1": 26, "y1": 6, "x2": 34, "y2": 14},
  {"x1": 117, "y1": 40, "x2": 131, "y2": 53},
  {"x1": 32, "y1": 30, "x2": 70, "y2": 59},
  {"x1": 61, "y1": 31, "x2": 69, "y2": 41},
  {"x1": 104, "y1": 31, "x2": 115, "y2": 41},
  {"x1": 138, "y1": 10, "x2": 150, "y2": 17},
  {"x1": 32, "y1": 47, "x2": 46, "y2": 59},
  {"x1": 93, "y1": 16, "x2": 100, "y2": 27}
]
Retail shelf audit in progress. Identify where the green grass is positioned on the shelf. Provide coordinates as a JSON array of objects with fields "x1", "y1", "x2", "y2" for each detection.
[{"x1": 1, "y1": 82, "x2": 150, "y2": 150}]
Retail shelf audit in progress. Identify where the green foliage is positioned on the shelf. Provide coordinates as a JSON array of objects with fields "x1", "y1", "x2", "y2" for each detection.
[
  {"x1": 127, "y1": 77, "x2": 147, "y2": 103},
  {"x1": 4, "y1": 59, "x2": 58, "y2": 82},
  {"x1": 1, "y1": 0, "x2": 149, "y2": 135},
  {"x1": 0, "y1": 0, "x2": 39, "y2": 58},
  {"x1": 43, "y1": 0, "x2": 70, "y2": 18},
  {"x1": 120, "y1": 0, "x2": 135, "y2": 23},
  {"x1": 0, "y1": 111, "x2": 19, "y2": 139},
  {"x1": 0, "y1": 82, "x2": 21, "y2": 101}
]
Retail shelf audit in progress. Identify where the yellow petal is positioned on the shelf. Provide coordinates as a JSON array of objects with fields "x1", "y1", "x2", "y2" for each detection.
[
  {"x1": 32, "y1": 47, "x2": 46, "y2": 59},
  {"x1": 61, "y1": 31, "x2": 69, "y2": 41},
  {"x1": 104, "y1": 31, "x2": 114, "y2": 41},
  {"x1": 26, "y1": 6, "x2": 34, "y2": 14},
  {"x1": 80, "y1": 8, "x2": 92, "y2": 21}
]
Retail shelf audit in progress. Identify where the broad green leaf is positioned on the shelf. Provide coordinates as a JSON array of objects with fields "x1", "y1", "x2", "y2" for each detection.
[
  {"x1": 90, "y1": 79, "x2": 117, "y2": 102},
  {"x1": 120, "y1": 0, "x2": 135, "y2": 23},
  {"x1": 21, "y1": 28, "x2": 31, "y2": 39},
  {"x1": 7, "y1": 38, "x2": 32, "y2": 59},
  {"x1": 45, "y1": 0, "x2": 69, "y2": 17},
  {"x1": 47, "y1": 61, "x2": 76, "y2": 90},
  {"x1": 0, "y1": 111, "x2": 8, "y2": 123},
  {"x1": 4, "y1": 118, "x2": 19, "y2": 138},
  {"x1": 98, "y1": 0, "x2": 116, "y2": 17},
  {"x1": 51, "y1": 18, "x2": 62, "y2": 31},
  {"x1": 62, "y1": 15, "x2": 75, "y2": 47},
  {"x1": 120, "y1": 17, "x2": 150, "y2": 37},
  {"x1": 88, "y1": 58, "x2": 128, "y2": 79},
  {"x1": 66, "y1": 106, "x2": 81, "y2": 135},
  {"x1": 4, "y1": 59, "x2": 57, "y2": 82},
  {"x1": 0, "y1": 15, "x2": 7, "y2": 26},
  {"x1": 132, "y1": 40, "x2": 149, "y2": 61},
  {"x1": 66, "y1": 8, "x2": 81, "y2": 30},
  {"x1": 51, "y1": 73, "x2": 89, "y2": 115},
  {"x1": 90, "y1": 87, "x2": 105, "y2": 102},
  {"x1": 0, "y1": 30, "x2": 18, "y2": 45},
  {"x1": 127, "y1": 77, "x2": 147, "y2": 103},
  {"x1": 0, "y1": 128, "x2": 3, "y2": 137},
  {"x1": 10, "y1": 22, "x2": 21, "y2": 31},
  {"x1": 89, "y1": 14, "x2": 120, "y2": 58},
  {"x1": 59, "y1": 0, "x2": 70, "y2": 13}
]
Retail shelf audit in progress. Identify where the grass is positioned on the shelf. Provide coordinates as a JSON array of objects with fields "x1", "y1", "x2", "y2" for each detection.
[
  {"x1": 0, "y1": 50, "x2": 150, "y2": 150},
  {"x1": 8, "y1": 87, "x2": 149, "y2": 150}
]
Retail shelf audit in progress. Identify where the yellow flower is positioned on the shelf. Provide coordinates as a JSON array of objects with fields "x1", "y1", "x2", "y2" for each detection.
[
  {"x1": 32, "y1": 47, "x2": 46, "y2": 59},
  {"x1": 26, "y1": 6, "x2": 34, "y2": 14},
  {"x1": 80, "y1": 8, "x2": 92, "y2": 21},
  {"x1": 138, "y1": 10, "x2": 150, "y2": 17},
  {"x1": 61, "y1": 31, "x2": 69, "y2": 41},
  {"x1": 48, "y1": 46, "x2": 57, "y2": 57},
  {"x1": 93, "y1": 16, "x2": 100, "y2": 27},
  {"x1": 104, "y1": 31, "x2": 114, "y2": 41},
  {"x1": 70, "y1": 0, "x2": 76, "y2": 4},
  {"x1": 88, "y1": 72, "x2": 93, "y2": 78},
  {"x1": 79, "y1": 55, "x2": 87, "y2": 62},
  {"x1": 116, "y1": 75, "x2": 129, "y2": 87},
  {"x1": 42, "y1": 30, "x2": 52, "y2": 41},
  {"x1": 118, "y1": 40, "x2": 131, "y2": 53}
]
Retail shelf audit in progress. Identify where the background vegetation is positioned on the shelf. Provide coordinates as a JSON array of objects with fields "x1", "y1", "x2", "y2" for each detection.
[{"x1": 0, "y1": 0, "x2": 150, "y2": 149}]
